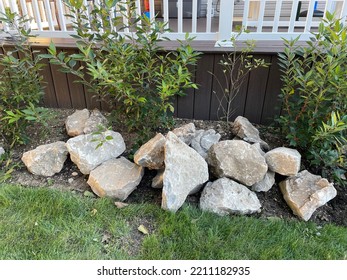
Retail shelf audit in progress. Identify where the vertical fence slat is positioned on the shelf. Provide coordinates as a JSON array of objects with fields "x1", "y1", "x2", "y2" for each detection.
[
  {"x1": 0, "y1": 1, "x2": 9, "y2": 32},
  {"x1": 272, "y1": 0, "x2": 283, "y2": 32}
]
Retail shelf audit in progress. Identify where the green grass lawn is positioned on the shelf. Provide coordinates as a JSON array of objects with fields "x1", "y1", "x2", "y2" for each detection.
[{"x1": 0, "y1": 184, "x2": 346, "y2": 260}]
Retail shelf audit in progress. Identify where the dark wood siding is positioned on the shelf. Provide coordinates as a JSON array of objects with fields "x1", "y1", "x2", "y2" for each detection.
[{"x1": 11, "y1": 41, "x2": 284, "y2": 125}]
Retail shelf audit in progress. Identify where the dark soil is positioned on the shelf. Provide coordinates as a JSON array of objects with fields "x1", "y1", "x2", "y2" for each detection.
[{"x1": 4, "y1": 108, "x2": 347, "y2": 227}]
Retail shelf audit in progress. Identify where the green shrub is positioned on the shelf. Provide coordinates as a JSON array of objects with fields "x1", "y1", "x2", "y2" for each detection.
[
  {"x1": 44, "y1": 0, "x2": 200, "y2": 146},
  {"x1": 277, "y1": 12, "x2": 347, "y2": 183},
  {"x1": 0, "y1": 9, "x2": 47, "y2": 148}
]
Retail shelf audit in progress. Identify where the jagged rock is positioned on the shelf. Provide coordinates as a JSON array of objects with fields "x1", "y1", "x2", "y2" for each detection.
[
  {"x1": 87, "y1": 157, "x2": 144, "y2": 200},
  {"x1": 172, "y1": 123, "x2": 196, "y2": 145},
  {"x1": 200, "y1": 177, "x2": 261, "y2": 216},
  {"x1": 207, "y1": 140, "x2": 268, "y2": 186},
  {"x1": 191, "y1": 129, "x2": 221, "y2": 158},
  {"x1": 252, "y1": 171, "x2": 275, "y2": 192},
  {"x1": 65, "y1": 109, "x2": 90, "y2": 137},
  {"x1": 134, "y1": 133, "x2": 166, "y2": 170},
  {"x1": 265, "y1": 147, "x2": 301, "y2": 176},
  {"x1": 83, "y1": 109, "x2": 108, "y2": 134},
  {"x1": 162, "y1": 132, "x2": 209, "y2": 212},
  {"x1": 66, "y1": 130, "x2": 126, "y2": 174},
  {"x1": 232, "y1": 116, "x2": 269, "y2": 150},
  {"x1": 152, "y1": 169, "x2": 164, "y2": 189},
  {"x1": 0, "y1": 146, "x2": 5, "y2": 157},
  {"x1": 21, "y1": 141, "x2": 68, "y2": 177},
  {"x1": 279, "y1": 170, "x2": 337, "y2": 221}
]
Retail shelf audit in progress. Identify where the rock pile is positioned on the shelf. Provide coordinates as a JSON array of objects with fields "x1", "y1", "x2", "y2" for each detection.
[{"x1": 20, "y1": 109, "x2": 337, "y2": 221}]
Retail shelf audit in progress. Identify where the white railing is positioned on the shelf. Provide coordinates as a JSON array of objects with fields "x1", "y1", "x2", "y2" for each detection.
[{"x1": 0, "y1": 0, "x2": 346, "y2": 46}]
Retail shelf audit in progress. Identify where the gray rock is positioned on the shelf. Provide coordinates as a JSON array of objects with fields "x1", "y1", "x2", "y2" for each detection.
[
  {"x1": 162, "y1": 132, "x2": 209, "y2": 212},
  {"x1": 200, "y1": 177, "x2": 261, "y2": 216},
  {"x1": 66, "y1": 130, "x2": 126, "y2": 174},
  {"x1": 65, "y1": 109, "x2": 90, "y2": 137},
  {"x1": 232, "y1": 116, "x2": 269, "y2": 150},
  {"x1": 265, "y1": 147, "x2": 301, "y2": 176},
  {"x1": 279, "y1": 170, "x2": 337, "y2": 221},
  {"x1": 252, "y1": 142, "x2": 266, "y2": 156},
  {"x1": 207, "y1": 140, "x2": 268, "y2": 186},
  {"x1": 87, "y1": 157, "x2": 144, "y2": 201},
  {"x1": 83, "y1": 109, "x2": 108, "y2": 134},
  {"x1": 134, "y1": 133, "x2": 166, "y2": 170},
  {"x1": 21, "y1": 141, "x2": 68, "y2": 177},
  {"x1": 252, "y1": 171, "x2": 275, "y2": 192},
  {"x1": 191, "y1": 129, "x2": 221, "y2": 158},
  {"x1": 172, "y1": 123, "x2": 196, "y2": 145}
]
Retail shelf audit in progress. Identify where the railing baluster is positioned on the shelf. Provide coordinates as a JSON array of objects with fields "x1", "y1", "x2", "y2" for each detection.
[
  {"x1": 149, "y1": 0, "x2": 155, "y2": 20},
  {"x1": 163, "y1": 0, "x2": 169, "y2": 29},
  {"x1": 304, "y1": 0, "x2": 316, "y2": 33},
  {"x1": 43, "y1": 0, "x2": 55, "y2": 31},
  {"x1": 192, "y1": 0, "x2": 197, "y2": 33},
  {"x1": 289, "y1": 0, "x2": 299, "y2": 32},
  {"x1": 206, "y1": 0, "x2": 212, "y2": 33},
  {"x1": 177, "y1": 0, "x2": 183, "y2": 33},
  {"x1": 272, "y1": 0, "x2": 283, "y2": 32},
  {"x1": 216, "y1": 0, "x2": 235, "y2": 46},
  {"x1": 257, "y1": 0, "x2": 266, "y2": 32},
  {"x1": 0, "y1": 0, "x2": 9, "y2": 31},
  {"x1": 32, "y1": 0, "x2": 43, "y2": 31},
  {"x1": 56, "y1": 0, "x2": 67, "y2": 31},
  {"x1": 341, "y1": 0, "x2": 347, "y2": 26},
  {"x1": 19, "y1": 0, "x2": 30, "y2": 29},
  {"x1": 242, "y1": 0, "x2": 250, "y2": 29}
]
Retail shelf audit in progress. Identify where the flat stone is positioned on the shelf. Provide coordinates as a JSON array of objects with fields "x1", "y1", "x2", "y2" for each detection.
[
  {"x1": 279, "y1": 170, "x2": 337, "y2": 221},
  {"x1": 265, "y1": 147, "x2": 301, "y2": 176},
  {"x1": 134, "y1": 133, "x2": 166, "y2": 170},
  {"x1": 87, "y1": 157, "x2": 144, "y2": 200},
  {"x1": 83, "y1": 109, "x2": 108, "y2": 134},
  {"x1": 21, "y1": 141, "x2": 68, "y2": 177},
  {"x1": 207, "y1": 140, "x2": 268, "y2": 186},
  {"x1": 232, "y1": 116, "x2": 269, "y2": 150},
  {"x1": 65, "y1": 109, "x2": 90, "y2": 137},
  {"x1": 162, "y1": 132, "x2": 209, "y2": 212},
  {"x1": 172, "y1": 123, "x2": 196, "y2": 145},
  {"x1": 200, "y1": 177, "x2": 261, "y2": 216},
  {"x1": 66, "y1": 130, "x2": 126, "y2": 174}
]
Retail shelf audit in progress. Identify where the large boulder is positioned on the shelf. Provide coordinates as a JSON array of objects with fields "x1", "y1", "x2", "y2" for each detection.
[
  {"x1": 191, "y1": 129, "x2": 221, "y2": 159},
  {"x1": 162, "y1": 132, "x2": 209, "y2": 212},
  {"x1": 265, "y1": 147, "x2": 301, "y2": 176},
  {"x1": 66, "y1": 130, "x2": 126, "y2": 174},
  {"x1": 207, "y1": 140, "x2": 268, "y2": 186},
  {"x1": 21, "y1": 141, "x2": 68, "y2": 177},
  {"x1": 232, "y1": 116, "x2": 269, "y2": 150},
  {"x1": 65, "y1": 109, "x2": 90, "y2": 137},
  {"x1": 172, "y1": 123, "x2": 196, "y2": 145},
  {"x1": 279, "y1": 170, "x2": 337, "y2": 221},
  {"x1": 134, "y1": 133, "x2": 166, "y2": 170},
  {"x1": 83, "y1": 109, "x2": 108, "y2": 134},
  {"x1": 87, "y1": 157, "x2": 144, "y2": 201},
  {"x1": 200, "y1": 177, "x2": 261, "y2": 216}
]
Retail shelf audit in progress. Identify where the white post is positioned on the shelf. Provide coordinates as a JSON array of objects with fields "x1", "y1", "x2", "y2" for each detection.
[
  {"x1": 177, "y1": 0, "x2": 183, "y2": 33},
  {"x1": 192, "y1": 0, "x2": 197, "y2": 33},
  {"x1": 206, "y1": 0, "x2": 212, "y2": 33},
  {"x1": 32, "y1": 0, "x2": 43, "y2": 31},
  {"x1": 216, "y1": 0, "x2": 234, "y2": 47},
  {"x1": 43, "y1": 0, "x2": 55, "y2": 31},
  {"x1": 56, "y1": 0, "x2": 67, "y2": 31},
  {"x1": 273, "y1": 0, "x2": 283, "y2": 32}
]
